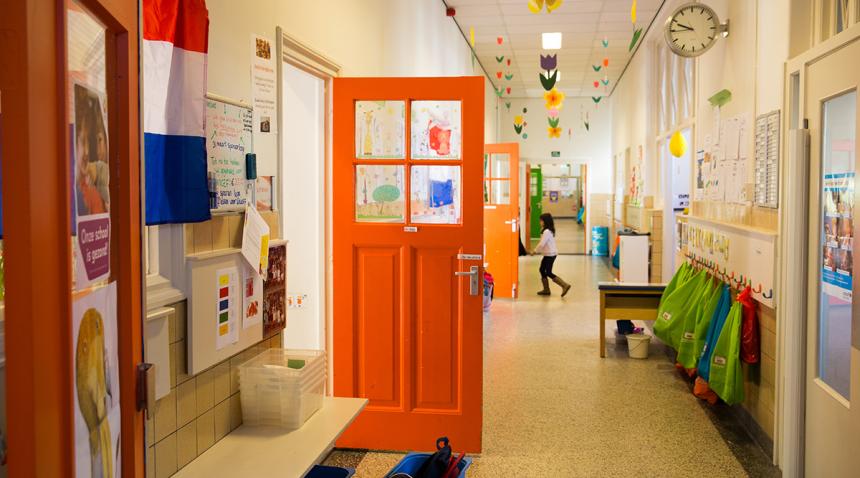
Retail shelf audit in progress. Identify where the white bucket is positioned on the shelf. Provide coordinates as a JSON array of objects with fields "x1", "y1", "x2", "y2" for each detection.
[{"x1": 627, "y1": 333, "x2": 651, "y2": 359}]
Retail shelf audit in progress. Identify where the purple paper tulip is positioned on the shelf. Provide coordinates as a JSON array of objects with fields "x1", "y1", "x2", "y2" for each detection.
[{"x1": 540, "y1": 54, "x2": 557, "y2": 71}]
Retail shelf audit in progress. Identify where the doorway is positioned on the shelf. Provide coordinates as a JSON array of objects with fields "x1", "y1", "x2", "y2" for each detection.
[
  {"x1": 796, "y1": 31, "x2": 860, "y2": 475},
  {"x1": 534, "y1": 163, "x2": 585, "y2": 255},
  {"x1": 483, "y1": 143, "x2": 519, "y2": 299}
]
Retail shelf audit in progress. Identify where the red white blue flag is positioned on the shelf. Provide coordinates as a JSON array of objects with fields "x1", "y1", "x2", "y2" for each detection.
[{"x1": 143, "y1": 0, "x2": 211, "y2": 224}]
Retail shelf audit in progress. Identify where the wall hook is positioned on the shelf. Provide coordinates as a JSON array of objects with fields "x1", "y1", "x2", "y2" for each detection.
[
  {"x1": 754, "y1": 283, "x2": 763, "y2": 294},
  {"x1": 763, "y1": 289, "x2": 773, "y2": 299}
]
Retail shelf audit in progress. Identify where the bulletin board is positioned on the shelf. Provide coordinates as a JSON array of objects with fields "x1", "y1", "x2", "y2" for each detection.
[
  {"x1": 205, "y1": 94, "x2": 254, "y2": 212},
  {"x1": 185, "y1": 249, "x2": 263, "y2": 374}
]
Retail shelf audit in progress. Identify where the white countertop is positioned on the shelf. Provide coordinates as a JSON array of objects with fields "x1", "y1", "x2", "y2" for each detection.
[{"x1": 175, "y1": 396, "x2": 367, "y2": 478}]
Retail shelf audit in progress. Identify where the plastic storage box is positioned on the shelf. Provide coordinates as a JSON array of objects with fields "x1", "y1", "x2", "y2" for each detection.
[
  {"x1": 238, "y1": 349, "x2": 326, "y2": 429},
  {"x1": 386, "y1": 453, "x2": 472, "y2": 478}
]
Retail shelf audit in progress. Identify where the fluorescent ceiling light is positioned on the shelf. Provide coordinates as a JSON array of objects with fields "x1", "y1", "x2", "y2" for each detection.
[{"x1": 542, "y1": 32, "x2": 562, "y2": 50}]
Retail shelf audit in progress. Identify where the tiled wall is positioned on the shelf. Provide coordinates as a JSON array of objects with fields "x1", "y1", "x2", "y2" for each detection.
[
  {"x1": 739, "y1": 305, "x2": 777, "y2": 443},
  {"x1": 145, "y1": 300, "x2": 282, "y2": 478}
]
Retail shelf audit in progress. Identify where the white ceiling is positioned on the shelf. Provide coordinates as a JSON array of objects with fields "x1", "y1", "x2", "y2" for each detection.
[{"x1": 448, "y1": 0, "x2": 665, "y2": 98}]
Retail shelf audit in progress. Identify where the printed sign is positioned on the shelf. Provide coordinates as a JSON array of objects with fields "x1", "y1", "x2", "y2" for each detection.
[{"x1": 822, "y1": 172, "x2": 854, "y2": 301}]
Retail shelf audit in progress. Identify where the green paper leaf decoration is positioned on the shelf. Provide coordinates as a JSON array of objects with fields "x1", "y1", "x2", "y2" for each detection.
[
  {"x1": 629, "y1": 28, "x2": 643, "y2": 52},
  {"x1": 522, "y1": 133, "x2": 528, "y2": 139},
  {"x1": 547, "y1": 117, "x2": 560, "y2": 128},
  {"x1": 602, "y1": 39, "x2": 609, "y2": 47},
  {"x1": 505, "y1": 73, "x2": 514, "y2": 81},
  {"x1": 495, "y1": 87, "x2": 504, "y2": 98},
  {"x1": 505, "y1": 101, "x2": 511, "y2": 110},
  {"x1": 584, "y1": 121, "x2": 590, "y2": 131},
  {"x1": 592, "y1": 65, "x2": 602, "y2": 72},
  {"x1": 592, "y1": 96, "x2": 603, "y2": 104},
  {"x1": 539, "y1": 70, "x2": 558, "y2": 91},
  {"x1": 601, "y1": 78, "x2": 610, "y2": 86},
  {"x1": 496, "y1": 55, "x2": 505, "y2": 63},
  {"x1": 514, "y1": 124, "x2": 524, "y2": 134}
]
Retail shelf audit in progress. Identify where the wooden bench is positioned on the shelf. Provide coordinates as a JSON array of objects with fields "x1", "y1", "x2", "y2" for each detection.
[{"x1": 598, "y1": 282, "x2": 666, "y2": 358}]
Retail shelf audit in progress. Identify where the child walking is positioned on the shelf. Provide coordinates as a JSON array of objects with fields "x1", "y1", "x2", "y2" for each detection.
[{"x1": 533, "y1": 213, "x2": 571, "y2": 297}]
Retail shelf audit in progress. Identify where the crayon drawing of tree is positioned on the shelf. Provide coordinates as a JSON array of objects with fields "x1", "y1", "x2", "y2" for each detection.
[{"x1": 372, "y1": 184, "x2": 400, "y2": 215}]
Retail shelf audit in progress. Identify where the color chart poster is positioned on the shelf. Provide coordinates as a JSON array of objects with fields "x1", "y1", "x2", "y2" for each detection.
[{"x1": 215, "y1": 267, "x2": 239, "y2": 350}]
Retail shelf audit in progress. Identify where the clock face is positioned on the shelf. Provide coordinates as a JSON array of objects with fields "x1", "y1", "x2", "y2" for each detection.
[{"x1": 664, "y1": 3, "x2": 721, "y2": 57}]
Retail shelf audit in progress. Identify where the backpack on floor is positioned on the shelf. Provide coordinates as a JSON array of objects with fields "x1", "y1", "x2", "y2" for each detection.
[
  {"x1": 697, "y1": 286, "x2": 733, "y2": 382},
  {"x1": 676, "y1": 276, "x2": 722, "y2": 370},
  {"x1": 707, "y1": 300, "x2": 745, "y2": 405},
  {"x1": 654, "y1": 268, "x2": 708, "y2": 350}
]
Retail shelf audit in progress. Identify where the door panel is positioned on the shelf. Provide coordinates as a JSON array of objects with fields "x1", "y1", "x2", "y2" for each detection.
[
  {"x1": 483, "y1": 143, "x2": 520, "y2": 298},
  {"x1": 804, "y1": 36, "x2": 860, "y2": 475},
  {"x1": 334, "y1": 77, "x2": 484, "y2": 452}
]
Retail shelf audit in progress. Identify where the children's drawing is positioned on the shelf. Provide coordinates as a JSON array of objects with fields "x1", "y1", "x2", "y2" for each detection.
[
  {"x1": 411, "y1": 166, "x2": 461, "y2": 224},
  {"x1": 410, "y1": 101, "x2": 462, "y2": 159},
  {"x1": 355, "y1": 101, "x2": 406, "y2": 159},
  {"x1": 356, "y1": 165, "x2": 405, "y2": 222}
]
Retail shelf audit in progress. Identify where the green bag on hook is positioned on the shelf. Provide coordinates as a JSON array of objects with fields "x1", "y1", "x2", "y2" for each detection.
[
  {"x1": 676, "y1": 275, "x2": 721, "y2": 369},
  {"x1": 708, "y1": 300, "x2": 745, "y2": 405},
  {"x1": 654, "y1": 268, "x2": 708, "y2": 350}
]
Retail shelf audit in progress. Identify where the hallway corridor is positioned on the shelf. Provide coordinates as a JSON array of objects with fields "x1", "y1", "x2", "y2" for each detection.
[{"x1": 326, "y1": 255, "x2": 773, "y2": 477}]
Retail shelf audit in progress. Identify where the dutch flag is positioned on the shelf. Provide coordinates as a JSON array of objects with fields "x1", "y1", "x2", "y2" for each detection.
[{"x1": 143, "y1": 0, "x2": 211, "y2": 225}]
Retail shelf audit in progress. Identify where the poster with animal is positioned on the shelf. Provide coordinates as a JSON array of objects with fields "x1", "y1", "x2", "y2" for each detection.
[
  {"x1": 410, "y1": 101, "x2": 462, "y2": 159},
  {"x1": 355, "y1": 165, "x2": 405, "y2": 222},
  {"x1": 73, "y1": 282, "x2": 121, "y2": 478},
  {"x1": 355, "y1": 101, "x2": 406, "y2": 159},
  {"x1": 263, "y1": 242, "x2": 287, "y2": 339}
]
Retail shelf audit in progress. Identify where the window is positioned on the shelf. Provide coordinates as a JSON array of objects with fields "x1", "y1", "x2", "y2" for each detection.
[{"x1": 816, "y1": 0, "x2": 859, "y2": 43}]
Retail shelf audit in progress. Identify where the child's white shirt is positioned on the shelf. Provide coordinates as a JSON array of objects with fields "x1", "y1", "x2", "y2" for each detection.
[{"x1": 535, "y1": 229, "x2": 558, "y2": 256}]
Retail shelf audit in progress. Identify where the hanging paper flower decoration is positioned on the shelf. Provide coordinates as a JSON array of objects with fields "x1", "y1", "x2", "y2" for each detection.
[
  {"x1": 593, "y1": 65, "x2": 602, "y2": 72},
  {"x1": 523, "y1": 133, "x2": 529, "y2": 139},
  {"x1": 592, "y1": 96, "x2": 603, "y2": 104},
  {"x1": 505, "y1": 101, "x2": 511, "y2": 111},
  {"x1": 602, "y1": 38, "x2": 609, "y2": 48},
  {"x1": 514, "y1": 115, "x2": 525, "y2": 135},
  {"x1": 470, "y1": 27, "x2": 475, "y2": 47},
  {"x1": 631, "y1": 0, "x2": 637, "y2": 24},
  {"x1": 547, "y1": 125, "x2": 562, "y2": 138},
  {"x1": 528, "y1": 0, "x2": 563, "y2": 14},
  {"x1": 507, "y1": 59, "x2": 511, "y2": 66},
  {"x1": 523, "y1": 107, "x2": 528, "y2": 113},
  {"x1": 544, "y1": 88, "x2": 565, "y2": 109},
  {"x1": 505, "y1": 73, "x2": 514, "y2": 81},
  {"x1": 496, "y1": 55, "x2": 505, "y2": 63},
  {"x1": 495, "y1": 87, "x2": 504, "y2": 98},
  {"x1": 540, "y1": 54, "x2": 558, "y2": 71},
  {"x1": 601, "y1": 78, "x2": 610, "y2": 86},
  {"x1": 593, "y1": 81, "x2": 599, "y2": 88},
  {"x1": 547, "y1": 108, "x2": 559, "y2": 119},
  {"x1": 629, "y1": 28, "x2": 643, "y2": 52},
  {"x1": 603, "y1": 58, "x2": 609, "y2": 67},
  {"x1": 669, "y1": 130, "x2": 687, "y2": 157},
  {"x1": 497, "y1": 36, "x2": 504, "y2": 45},
  {"x1": 496, "y1": 71, "x2": 503, "y2": 79}
]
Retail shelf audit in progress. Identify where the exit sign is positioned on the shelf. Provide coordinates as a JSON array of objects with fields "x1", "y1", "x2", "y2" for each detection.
[{"x1": 551, "y1": 151, "x2": 561, "y2": 158}]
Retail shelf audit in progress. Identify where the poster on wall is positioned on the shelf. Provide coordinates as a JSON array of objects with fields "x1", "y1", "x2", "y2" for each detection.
[
  {"x1": 206, "y1": 98, "x2": 253, "y2": 211},
  {"x1": 73, "y1": 82, "x2": 111, "y2": 288},
  {"x1": 73, "y1": 282, "x2": 121, "y2": 478},
  {"x1": 256, "y1": 176, "x2": 275, "y2": 211},
  {"x1": 215, "y1": 267, "x2": 240, "y2": 350},
  {"x1": 822, "y1": 172, "x2": 854, "y2": 301},
  {"x1": 263, "y1": 242, "x2": 287, "y2": 339},
  {"x1": 629, "y1": 145, "x2": 644, "y2": 207},
  {"x1": 242, "y1": 263, "x2": 263, "y2": 330},
  {"x1": 251, "y1": 34, "x2": 277, "y2": 135}
]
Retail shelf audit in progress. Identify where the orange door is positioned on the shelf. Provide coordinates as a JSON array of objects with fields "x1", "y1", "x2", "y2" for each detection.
[
  {"x1": 483, "y1": 143, "x2": 520, "y2": 298},
  {"x1": 333, "y1": 77, "x2": 484, "y2": 452},
  {"x1": 1, "y1": 0, "x2": 142, "y2": 475}
]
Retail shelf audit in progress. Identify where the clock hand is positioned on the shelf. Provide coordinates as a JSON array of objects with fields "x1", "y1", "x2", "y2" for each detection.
[{"x1": 675, "y1": 23, "x2": 694, "y2": 31}]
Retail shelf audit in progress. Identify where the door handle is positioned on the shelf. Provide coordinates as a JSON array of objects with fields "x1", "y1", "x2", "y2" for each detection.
[
  {"x1": 454, "y1": 265, "x2": 481, "y2": 296},
  {"x1": 505, "y1": 219, "x2": 517, "y2": 232}
]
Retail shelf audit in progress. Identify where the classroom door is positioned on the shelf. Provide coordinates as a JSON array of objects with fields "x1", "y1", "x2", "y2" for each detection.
[
  {"x1": 0, "y1": 0, "x2": 143, "y2": 475},
  {"x1": 333, "y1": 77, "x2": 484, "y2": 452},
  {"x1": 483, "y1": 143, "x2": 519, "y2": 298},
  {"x1": 528, "y1": 166, "x2": 543, "y2": 241},
  {"x1": 803, "y1": 35, "x2": 860, "y2": 475}
]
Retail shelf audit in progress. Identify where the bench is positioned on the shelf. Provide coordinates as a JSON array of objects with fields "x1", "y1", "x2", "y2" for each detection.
[{"x1": 597, "y1": 282, "x2": 666, "y2": 358}]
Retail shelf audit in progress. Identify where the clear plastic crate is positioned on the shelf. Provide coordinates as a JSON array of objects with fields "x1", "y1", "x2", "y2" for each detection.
[{"x1": 238, "y1": 349, "x2": 327, "y2": 429}]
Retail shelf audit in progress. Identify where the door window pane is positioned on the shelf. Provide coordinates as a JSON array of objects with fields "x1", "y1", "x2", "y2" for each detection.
[
  {"x1": 355, "y1": 165, "x2": 405, "y2": 223},
  {"x1": 355, "y1": 101, "x2": 405, "y2": 159},
  {"x1": 410, "y1": 101, "x2": 461, "y2": 159},
  {"x1": 818, "y1": 90, "x2": 855, "y2": 400},
  {"x1": 484, "y1": 180, "x2": 511, "y2": 205},
  {"x1": 410, "y1": 166, "x2": 461, "y2": 224},
  {"x1": 485, "y1": 153, "x2": 510, "y2": 178}
]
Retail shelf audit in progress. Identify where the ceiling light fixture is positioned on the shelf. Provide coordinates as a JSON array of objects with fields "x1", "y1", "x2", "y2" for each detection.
[{"x1": 542, "y1": 32, "x2": 562, "y2": 50}]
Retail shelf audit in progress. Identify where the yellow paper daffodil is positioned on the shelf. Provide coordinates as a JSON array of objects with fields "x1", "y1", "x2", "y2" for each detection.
[
  {"x1": 548, "y1": 126, "x2": 562, "y2": 138},
  {"x1": 544, "y1": 88, "x2": 565, "y2": 110},
  {"x1": 514, "y1": 115, "x2": 524, "y2": 125}
]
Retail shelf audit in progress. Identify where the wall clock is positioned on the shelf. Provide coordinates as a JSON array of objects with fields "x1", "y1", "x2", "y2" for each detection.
[{"x1": 664, "y1": 2, "x2": 729, "y2": 57}]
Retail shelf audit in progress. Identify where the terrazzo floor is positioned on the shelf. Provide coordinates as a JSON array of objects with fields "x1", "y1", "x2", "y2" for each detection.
[
  {"x1": 530, "y1": 218, "x2": 586, "y2": 255},
  {"x1": 324, "y1": 255, "x2": 761, "y2": 477}
]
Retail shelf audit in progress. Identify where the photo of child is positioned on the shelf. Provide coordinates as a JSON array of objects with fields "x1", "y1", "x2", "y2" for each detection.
[
  {"x1": 73, "y1": 83, "x2": 110, "y2": 217},
  {"x1": 838, "y1": 217, "x2": 853, "y2": 250},
  {"x1": 824, "y1": 246, "x2": 836, "y2": 272},
  {"x1": 825, "y1": 217, "x2": 839, "y2": 247}
]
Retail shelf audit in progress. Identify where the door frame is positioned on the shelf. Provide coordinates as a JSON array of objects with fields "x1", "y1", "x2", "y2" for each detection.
[
  {"x1": 781, "y1": 21, "x2": 860, "y2": 475},
  {"x1": 0, "y1": 0, "x2": 142, "y2": 475}
]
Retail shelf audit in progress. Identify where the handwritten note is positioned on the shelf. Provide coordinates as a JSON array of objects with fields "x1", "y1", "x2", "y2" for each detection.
[{"x1": 206, "y1": 99, "x2": 254, "y2": 211}]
